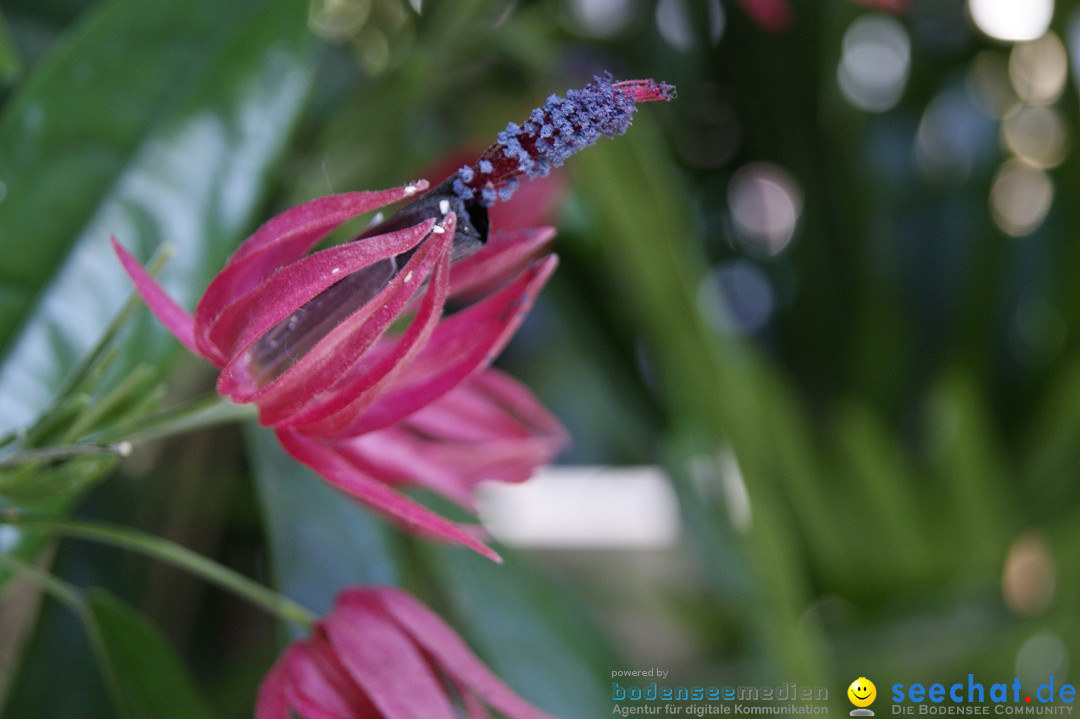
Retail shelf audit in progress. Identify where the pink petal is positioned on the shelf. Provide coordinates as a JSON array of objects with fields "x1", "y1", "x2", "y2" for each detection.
[
  {"x1": 233, "y1": 222, "x2": 451, "y2": 422},
  {"x1": 286, "y1": 637, "x2": 380, "y2": 719},
  {"x1": 738, "y1": 0, "x2": 794, "y2": 32},
  {"x1": 375, "y1": 588, "x2": 559, "y2": 719},
  {"x1": 194, "y1": 183, "x2": 427, "y2": 361},
  {"x1": 448, "y1": 227, "x2": 556, "y2": 302},
  {"x1": 275, "y1": 428, "x2": 501, "y2": 561},
  {"x1": 111, "y1": 237, "x2": 203, "y2": 361},
  {"x1": 329, "y1": 429, "x2": 481, "y2": 509},
  {"x1": 419, "y1": 437, "x2": 559, "y2": 488},
  {"x1": 311, "y1": 370, "x2": 568, "y2": 510},
  {"x1": 206, "y1": 218, "x2": 435, "y2": 364},
  {"x1": 275, "y1": 215, "x2": 456, "y2": 433},
  {"x1": 409, "y1": 369, "x2": 567, "y2": 445},
  {"x1": 334, "y1": 255, "x2": 558, "y2": 437},
  {"x1": 255, "y1": 645, "x2": 296, "y2": 719},
  {"x1": 325, "y1": 591, "x2": 455, "y2": 719}
]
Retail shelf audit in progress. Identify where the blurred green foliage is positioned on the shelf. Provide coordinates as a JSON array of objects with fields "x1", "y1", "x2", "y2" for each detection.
[{"x1": 3, "y1": 0, "x2": 1080, "y2": 717}]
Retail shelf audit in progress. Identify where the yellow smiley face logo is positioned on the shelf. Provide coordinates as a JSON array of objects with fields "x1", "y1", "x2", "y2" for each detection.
[{"x1": 848, "y1": 678, "x2": 877, "y2": 708}]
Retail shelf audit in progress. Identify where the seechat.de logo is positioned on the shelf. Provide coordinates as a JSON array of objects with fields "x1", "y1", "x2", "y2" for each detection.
[{"x1": 849, "y1": 678, "x2": 878, "y2": 717}]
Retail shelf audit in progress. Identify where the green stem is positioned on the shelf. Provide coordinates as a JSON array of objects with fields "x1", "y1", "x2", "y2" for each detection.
[
  {"x1": 0, "y1": 442, "x2": 131, "y2": 470},
  {"x1": 2, "y1": 396, "x2": 254, "y2": 468},
  {"x1": 94, "y1": 395, "x2": 256, "y2": 445},
  {"x1": 2, "y1": 517, "x2": 317, "y2": 628}
]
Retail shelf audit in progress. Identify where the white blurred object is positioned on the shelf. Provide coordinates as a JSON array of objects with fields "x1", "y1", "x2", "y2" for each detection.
[{"x1": 479, "y1": 466, "x2": 681, "y2": 548}]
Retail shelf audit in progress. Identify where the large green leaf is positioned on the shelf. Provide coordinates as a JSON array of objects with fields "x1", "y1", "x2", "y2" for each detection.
[
  {"x1": 245, "y1": 424, "x2": 400, "y2": 619},
  {"x1": 0, "y1": 0, "x2": 316, "y2": 590},
  {"x1": 0, "y1": 0, "x2": 315, "y2": 432},
  {"x1": 422, "y1": 543, "x2": 615, "y2": 719},
  {"x1": 87, "y1": 589, "x2": 214, "y2": 719},
  {"x1": 572, "y1": 121, "x2": 828, "y2": 682}
]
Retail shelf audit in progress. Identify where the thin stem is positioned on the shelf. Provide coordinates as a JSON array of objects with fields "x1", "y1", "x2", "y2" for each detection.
[
  {"x1": 55, "y1": 247, "x2": 174, "y2": 404},
  {"x1": 94, "y1": 395, "x2": 256, "y2": 445},
  {"x1": 0, "y1": 443, "x2": 131, "y2": 470},
  {"x1": 2, "y1": 517, "x2": 317, "y2": 628}
]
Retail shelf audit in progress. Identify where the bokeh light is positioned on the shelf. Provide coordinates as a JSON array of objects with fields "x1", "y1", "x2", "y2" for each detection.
[
  {"x1": 1015, "y1": 632, "x2": 1069, "y2": 685},
  {"x1": 0, "y1": 525, "x2": 19, "y2": 552},
  {"x1": 729, "y1": 162, "x2": 803, "y2": 256},
  {"x1": 969, "y1": 0, "x2": 1054, "y2": 43},
  {"x1": 698, "y1": 260, "x2": 775, "y2": 336},
  {"x1": 567, "y1": 0, "x2": 635, "y2": 37},
  {"x1": 1001, "y1": 531, "x2": 1056, "y2": 615},
  {"x1": 916, "y1": 86, "x2": 990, "y2": 183},
  {"x1": 707, "y1": 0, "x2": 725, "y2": 45},
  {"x1": 308, "y1": 0, "x2": 373, "y2": 42},
  {"x1": 656, "y1": 0, "x2": 695, "y2": 52},
  {"x1": 1009, "y1": 32, "x2": 1068, "y2": 105},
  {"x1": 1001, "y1": 105, "x2": 1068, "y2": 168},
  {"x1": 838, "y1": 14, "x2": 911, "y2": 112},
  {"x1": 989, "y1": 159, "x2": 1053, "y2": 236},
  {"x1": 1011, "y1": 296, "x2": 1067, "y2": 367}
]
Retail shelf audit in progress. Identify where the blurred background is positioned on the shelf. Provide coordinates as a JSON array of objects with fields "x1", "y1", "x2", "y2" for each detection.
[{"x1": 2, "y1": 0, "x2": 1080, "y2": 716}]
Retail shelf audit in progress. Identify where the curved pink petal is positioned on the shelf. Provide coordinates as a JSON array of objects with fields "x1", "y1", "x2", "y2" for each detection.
[
  {"x1": 330, "y1": 255, "x2": 558, "y2": 438},
  {"x1": 326, "y1": 592, "x2": 456, "y2": 719},
  {"x1": 410, "y1": 369, "x2": 567, "y2": 445},
  {"x1": 320, "y1": 370, "x2": 567, "y2": 509},
  {"x1": 285, "y1": 638, "x2": 380, "y2": 719},
  {"x1": 255, "y1": 644, "x2": 295, "y2": 719},
  {"x1": 194, "y1": 183, "x2": 427, "y2": 361},
  {"x1": 275, "y1": 216, "x2": 457, "y2": 432},
  {"x1": 275, "y1": 428, "x2": 501, "y2": 561},
  {"x1": 235, "y1": 222, "x2": 453, "y2": 423},
  {"x1": 329, "y1": 429, "x2": 481, "y2": 509},
  {"x1": 375, "y1": 588, "x2": 559, "y2": 719},
  {"x1": 110, "y1": 237, "x2": 203, "y2": 361},
  {"x1": 448, "y1": 227, "x2": 556, "y2": 302},
  {"x1": 206, "y1": 219, "x2": 435, "y2": 362}
]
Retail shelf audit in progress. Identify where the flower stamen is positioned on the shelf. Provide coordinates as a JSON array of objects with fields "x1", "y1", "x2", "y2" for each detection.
[{"x1": 452, "y1": 74, "x2": 675, "y2": 207}]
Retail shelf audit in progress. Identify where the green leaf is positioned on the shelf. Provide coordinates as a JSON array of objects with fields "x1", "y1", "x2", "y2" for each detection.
[
  {"x1": 422, "y1": 544, "x2": 615, "y2": 719},
  {"x1": 245, "y1": 424, "x2": 400, "y2": 618},
  {"x1": 0, "y1": 0, "x2": 316, "y2": 431},
  {"x1": 0, "y1": 0, "x2": 315, "y2": 587},
  {"x1": 573, "y1": 120, "x2": 829, "y2": 682},
  {"x1": 87, "y1": 589, "x2": 214, "y2": 719}
]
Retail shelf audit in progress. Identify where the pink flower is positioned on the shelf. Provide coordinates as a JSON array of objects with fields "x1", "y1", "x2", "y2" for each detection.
[
  {"x1": 112, "y1": 74, "x2": 672, "y2": 560},
  {"x1": 256, "y1": 586, "x2": 557, "y2": 719},
  {"x1": 276, "y1": 369, "x2": 568, "y2": 545},
  {"x1": 112, "y1": 188, "x2": 557, "y2": 560}
]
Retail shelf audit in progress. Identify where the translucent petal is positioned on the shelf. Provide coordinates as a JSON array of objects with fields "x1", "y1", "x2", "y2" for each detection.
[
  {"x1": 329, "y1": 256, "x2": 558, "y2": 438},
  {"x1": 275, "y1": 428, "x2": 501, "y2": 561},
  {"x1": 111, "y1": 238, "x2": 203, "y2": 360}
]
